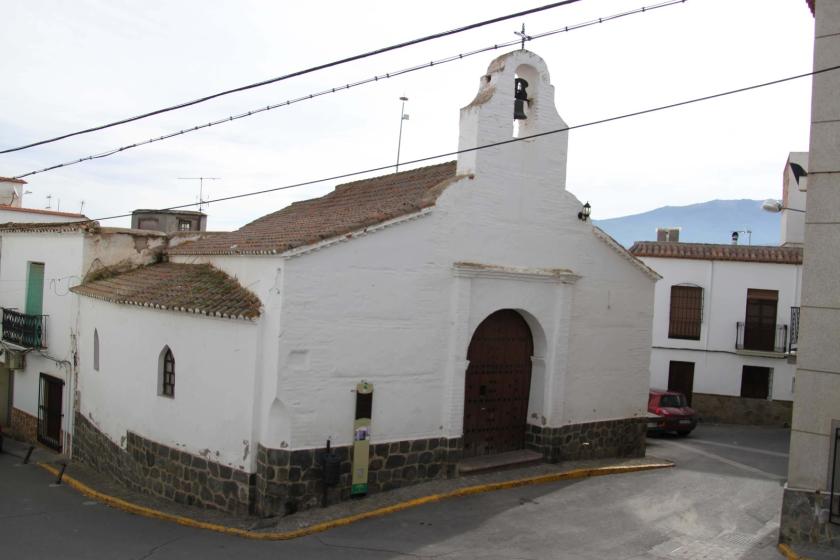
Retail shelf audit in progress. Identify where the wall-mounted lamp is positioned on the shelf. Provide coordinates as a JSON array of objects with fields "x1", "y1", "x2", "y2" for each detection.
[
  {"x1": 578, "y1": 202, "x2": 591, "y2": 222},
  {"x1": 761, "y1": 199, "x2": 806, "y2": 213}
]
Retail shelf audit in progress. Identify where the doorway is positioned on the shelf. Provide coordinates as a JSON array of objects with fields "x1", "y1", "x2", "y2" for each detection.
[
  {"x1": 462, "y1": 310, "x2": 533, "y2": 458},
  {"x1": 668, "y1": 361, "x2": 695, "y2": 406},
  {"x1": 37, "y1": 373, "x2": 64, "y2": 451}
]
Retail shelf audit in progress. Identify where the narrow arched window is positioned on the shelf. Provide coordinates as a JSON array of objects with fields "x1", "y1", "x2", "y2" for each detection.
[
  {"x1": 159, "y1": 346, "x2": 175, "y2": 398},
  {"x1": 93, "y1": 329, "x2": 100, "y2": 371}
]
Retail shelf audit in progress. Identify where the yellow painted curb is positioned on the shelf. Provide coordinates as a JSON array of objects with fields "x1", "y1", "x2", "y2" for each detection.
[
  {"x1": 778, "y1": 543, "x2": 814, "y2": 560},
  {"x1": 39, "y1": 461, "x2": 673, "y2": 540}
]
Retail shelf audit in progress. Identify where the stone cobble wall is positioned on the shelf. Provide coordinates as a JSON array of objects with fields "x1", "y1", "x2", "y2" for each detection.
[
  {"x1": 10, "y1": 407, "x2": 37, "y2": 444},
  {"x1": 256, "y1": 436, "x2": 461, "y2": 517},
  {"x1": 73, "y1": 413, "x2": 254, "y2": 515},
  {"x1": 525, "y1": 418, "x2": 647, "y2": 462},
  {"x1": 780, "y1": 487, "x2": 839, "y2": 548},
  {"x1": 692, "y1": 393, "x2": 792, "y2": 426}
]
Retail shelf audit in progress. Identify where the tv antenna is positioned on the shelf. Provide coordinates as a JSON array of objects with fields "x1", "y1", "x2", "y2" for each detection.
[
  {"x1": 178, "y1": 177, "x2": 220, "y2": 212},
  {"x1": 395, "y1": 97, "x2": 409, "y2": 172}
]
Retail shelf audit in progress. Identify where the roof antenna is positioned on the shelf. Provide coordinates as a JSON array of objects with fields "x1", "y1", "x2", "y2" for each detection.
[
  {"x1": 178, "y1": 177, "x2": 220, "y2": 212},
  {"x1": 395, "y1": 96, "x2": 409, "y2": 172},
  {"x1": 45, "y1": 194, "x2": 52, "y2": 209}
]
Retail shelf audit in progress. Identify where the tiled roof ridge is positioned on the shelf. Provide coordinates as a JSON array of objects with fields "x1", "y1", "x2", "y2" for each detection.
[
  {"x1": 71, "y1": 262, "x2": 261, "y2": 321},
  {"x1": 0, "y1": 204, "x2": 86, "y2": 218},
  {"x1": 628, "y1": 240, "x2": 803, "y2": 264},
  {"x1": 169, "y1": 161, "x2": 460, "y2": 256},
  {"x1": 0, "y1": 176, "x2": 27, "y2": 184},
  {"x1": 0, "y1": 220, "x2": 98, "y2": 233}
]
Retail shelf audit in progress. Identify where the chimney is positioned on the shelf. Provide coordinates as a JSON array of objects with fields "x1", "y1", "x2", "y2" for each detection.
[{"x1": 656, "y1": 227, "x2": 681, "y2": 242}]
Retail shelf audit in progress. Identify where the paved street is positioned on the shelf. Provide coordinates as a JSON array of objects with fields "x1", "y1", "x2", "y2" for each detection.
[{"x1": 0, "y1": 424, "x2": 789, "y2": 560}]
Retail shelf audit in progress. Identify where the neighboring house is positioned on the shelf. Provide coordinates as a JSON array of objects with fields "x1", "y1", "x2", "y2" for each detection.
[
  {"x1": 65, "y1": 49, "x2": 659, "y2": 516},
  {"x1": 779, "y1": 152, "x2": 807, "y2": 247},
  {"x1": 630, "y1": 237, "x2": 802, "y2": 426},
  {"x1": 0, "y1": 221, "x2": 166, "y2": 450},
  {"x1": 0, "y1": 177, "x2": 88, "y2": 435},
  {"x1": 780, "y1": 0, "x2": 840, "y2": 548}
]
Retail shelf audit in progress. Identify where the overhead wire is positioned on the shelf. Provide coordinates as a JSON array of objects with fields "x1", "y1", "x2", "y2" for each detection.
[
  {"x1": 0, "y1": 0, "x2": 585, "y2": 154},
  {"x1": 91, "y1": 63, "x2": 840, "y2": 223},
  {"x1": 10, "y1": 0, "x2": 686, "y2": 179}
]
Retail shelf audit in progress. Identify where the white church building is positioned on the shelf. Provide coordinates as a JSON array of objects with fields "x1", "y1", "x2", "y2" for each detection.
[{"x1": 61, "y1": 50, "x2": 658, "y2": 516}]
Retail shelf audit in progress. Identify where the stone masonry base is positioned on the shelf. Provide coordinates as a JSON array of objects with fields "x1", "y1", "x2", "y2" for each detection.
[
  {"x1": 256, "y1": 437, "x2": 461, "y2": 517},
  {"x1": 10, "y1": 407, "x2": 37, "y2": 444},
  {"x1": 72, "y1": 414, "x2": 648, "y2": 518},
  {"x1": 779, "y1": 486, "x2": 839, "y2": 548},
  {"x1": 73, "y1": 413, "x2": 254, "y2": 515},
  {"x1": 525, "y1": 417, "x2": 647, "y2": 463},
  {"x1": 691, "y1": 393, "x2": 792, "y2": 426}
]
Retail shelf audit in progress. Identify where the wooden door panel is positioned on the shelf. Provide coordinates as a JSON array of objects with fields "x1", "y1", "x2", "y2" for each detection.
[{"x1": 463, "y1": 310, "x2": 533, "y2": 458}]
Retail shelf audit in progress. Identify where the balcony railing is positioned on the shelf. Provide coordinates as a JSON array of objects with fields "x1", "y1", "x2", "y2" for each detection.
[
  {"x1": 735, "y1": 322, "x2": 787, "y2": 354},
  {"x1": 2, "y1": 308, "x2": 47, "y2": 349},
  {"x1": 789, "y1": 306, "x2": 800, "y2": 353}
]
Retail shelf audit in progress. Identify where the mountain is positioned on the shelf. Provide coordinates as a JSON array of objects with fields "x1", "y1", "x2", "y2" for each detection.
[{"x1": 594, "y1": 199, "x2": 781, "y2": 248}]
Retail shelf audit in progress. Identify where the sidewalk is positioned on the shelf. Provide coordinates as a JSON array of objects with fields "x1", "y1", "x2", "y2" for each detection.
[{"x1": 2, "y1": 435, "x2": 673, "y2": 539}]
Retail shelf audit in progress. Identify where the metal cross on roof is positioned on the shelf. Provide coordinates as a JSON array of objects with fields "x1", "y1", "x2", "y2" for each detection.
[{"x1": 514, "y1": 24, "x2": 532, "y2": 50}]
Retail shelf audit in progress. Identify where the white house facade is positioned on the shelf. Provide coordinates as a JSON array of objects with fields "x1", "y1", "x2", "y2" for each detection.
[
  {"x1": 0, "y1": 222, "x2": 166, "y2": 452},
  {"x1": 61, "y1": 50, "x2": 658, "y2": 516},
  {"x1": 630, "y1": 241, "x2": 802, "y2": 426}
]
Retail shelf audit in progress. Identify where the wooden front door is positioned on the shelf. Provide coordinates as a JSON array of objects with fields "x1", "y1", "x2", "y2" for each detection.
[
  {"x1": 37, "y1": 373, "x2": 64, "y2": 451},
  {"x1": 463, "y1": 310, "x2": 533, "y2": 458},
  {"x1": 667, "y1": 361, "x2": 695, "y2": 406}
]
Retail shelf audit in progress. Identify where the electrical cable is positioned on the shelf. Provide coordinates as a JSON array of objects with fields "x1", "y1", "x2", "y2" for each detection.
[
  {"x1": 9, "y1": 0, "x2": 686, "y2": 180},
  {"x1": 91, "y1": 64, "x2": 840, "y2": 223},
  {"x1": 0, "y1": 0, "x2": 584, "y2": 154}
]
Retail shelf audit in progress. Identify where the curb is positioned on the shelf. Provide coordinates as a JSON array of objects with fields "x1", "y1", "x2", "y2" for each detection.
[
  {"x1": 777, "y1": 543, "x2": 814, "y2": 560},
  {"x1": 39, "y1": 461, "x2": 673, "y2": 540}
]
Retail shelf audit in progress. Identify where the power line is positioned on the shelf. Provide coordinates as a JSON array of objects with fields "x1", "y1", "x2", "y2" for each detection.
[
  {"x1": 10, "y1": 0, "x2": 686, "y2": 179},
  {"x1": 92, "y1": 64, "x2": 840, "y2": 223},
  {"x1": 0, "y1": 0, "x2": 584, "y2": 155}
]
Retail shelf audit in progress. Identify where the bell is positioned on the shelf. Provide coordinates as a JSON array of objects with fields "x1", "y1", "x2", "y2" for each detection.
[
  {"x1": 514, "y1": 99, "x2": 527, "y2": 120},
  {"x1": 513, "y1": 77, "x2": 529, "y2": 120}
]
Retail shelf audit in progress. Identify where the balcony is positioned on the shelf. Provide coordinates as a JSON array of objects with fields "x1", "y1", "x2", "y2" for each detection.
[
  {"x1": 735, "y1": 322, "x2": 787, "y2": 354},
  {"x1": 789, "y1": 306, "x2": 800, "y2": 354},
  {"x1": 2, "y1": 308, "x2": 47, "y2": 349}
]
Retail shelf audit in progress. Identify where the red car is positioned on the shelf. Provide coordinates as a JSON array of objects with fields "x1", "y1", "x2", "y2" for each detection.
[{"x1": 648, "y1": 388, "x2": 698, "y2": 436}]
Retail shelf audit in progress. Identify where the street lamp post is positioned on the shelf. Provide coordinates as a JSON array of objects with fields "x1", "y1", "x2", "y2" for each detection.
[{"x1": 396, "y1": 96, "x2": 409, "y2": 172}]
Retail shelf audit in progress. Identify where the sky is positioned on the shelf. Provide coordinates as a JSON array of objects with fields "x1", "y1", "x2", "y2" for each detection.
[{"x1": 0, "y1": 0, "x2": 816, "y2": 230}]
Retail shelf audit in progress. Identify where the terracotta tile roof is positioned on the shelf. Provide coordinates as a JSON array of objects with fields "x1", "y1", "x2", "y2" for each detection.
[
  {"x1": 71, "y1": 262, "x2": 261, "y2": 320},
  {"x1": 0, "y1": 204, "x2": 86, "y2": 218},
  {"x1": 0, "y1": 220, "x2": 98, "y2": 233},
  {"x1": 0, "y1": 176, "x2": 27, "y2": 184},
  {"x1": 628, "y1": 241, "x2": 803, "y2": 265},
  {"x1": 169, "y1": 161, "x2": 461, "y2": 255}
]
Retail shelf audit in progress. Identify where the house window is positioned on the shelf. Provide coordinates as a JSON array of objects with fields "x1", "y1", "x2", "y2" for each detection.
[
  {"x1": 178, "y1": 219, "x2": 192, "y2": 231},
  {"x1": 159, "y1": 346, "x2": 175, "y2": 398},
  {"x1": 743, "y1": 289, "x2": 779, "y2": 352},
  {"x1": 741, "y1": 365, "x2": 771, "y2": 399},
  {"x1": 93, "y1": 329, "x2": 100, "y2": 371},
  {"x1": 668, "y1": 285, "x2": 703, "y2": 340}
]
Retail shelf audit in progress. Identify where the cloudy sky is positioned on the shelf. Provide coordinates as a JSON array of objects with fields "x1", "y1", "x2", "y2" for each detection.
[{"x1": 1, "y1": 0, "x2": 815, "y2": 230}]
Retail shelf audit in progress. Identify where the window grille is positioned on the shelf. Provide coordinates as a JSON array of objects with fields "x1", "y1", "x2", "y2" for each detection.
[
  {"x1": 668, "y1": 285, "x2": 703, "y2": 340},
  {"x1": 161, "y1": 348, "x2": 175, "y2": 397}
]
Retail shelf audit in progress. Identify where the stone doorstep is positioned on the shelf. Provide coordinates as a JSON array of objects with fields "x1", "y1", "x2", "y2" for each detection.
[{"x1": 457, "y1": 449, "x2": 543, "y2": 475}]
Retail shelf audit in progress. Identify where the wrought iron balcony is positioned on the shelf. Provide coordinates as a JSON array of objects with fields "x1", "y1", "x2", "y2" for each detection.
[
  {"x1": 789, "y1": 306, "x2": 800, "y2": 353},
  {"x1": 2, "y1": 308, "x2": 47, "y2": 349},
  {"x1": 735, "y1": 322, "x2": 787, "y2": 354}
]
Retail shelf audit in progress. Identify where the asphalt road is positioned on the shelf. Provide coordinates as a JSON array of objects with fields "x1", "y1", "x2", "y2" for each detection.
[{"x1": 0, "y1": 424, "x2": 789, "y2": 559}]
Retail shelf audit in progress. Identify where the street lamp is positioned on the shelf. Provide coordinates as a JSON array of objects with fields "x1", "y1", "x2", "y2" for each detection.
[
  {"x1": 762, "y1": 199, "x2": 806, "y2": 213},
  {"x1": 578, "y1": 202, "x2": 591, "y2": 222}
]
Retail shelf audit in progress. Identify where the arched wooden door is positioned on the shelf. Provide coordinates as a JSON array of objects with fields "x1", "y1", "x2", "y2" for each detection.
[{"x1": 462, "y1": 310, "x2": 534, "y2": 458}]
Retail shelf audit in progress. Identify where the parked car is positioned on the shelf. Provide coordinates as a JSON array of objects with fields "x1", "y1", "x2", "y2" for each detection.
[{"x1": 647, "y1": 388, "x2": 698, "y2": 436}]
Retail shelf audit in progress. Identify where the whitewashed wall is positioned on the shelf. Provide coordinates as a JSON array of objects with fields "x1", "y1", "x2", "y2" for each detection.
[
  {"x1": 76, "y1": 298, "x2": 259, "y2": 470},
  {"x1": 641, "y1": 255, "x2": 801, "y2": 401},
  {"x1": 0, "y1": 232, "x2": 85, "y2": 431}
]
